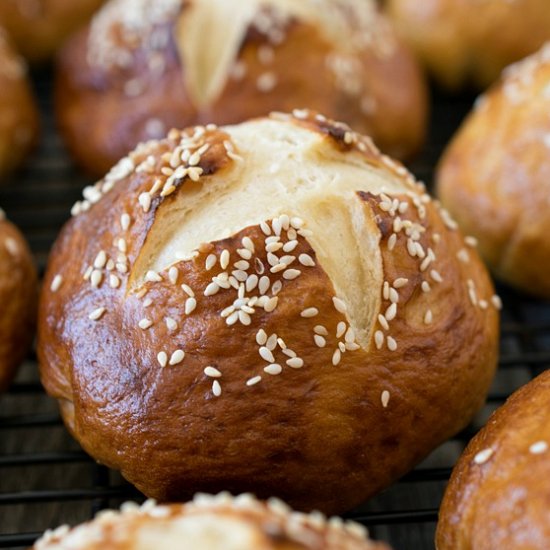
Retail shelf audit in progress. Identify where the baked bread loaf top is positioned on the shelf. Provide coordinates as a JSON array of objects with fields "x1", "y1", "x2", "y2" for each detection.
[
  {"x1": 56, "y1": 0, "x2": 427, "y2": 175},
  {"x1": 437, "y1": 370, "x2": 550, "y2": 550},
  {"x1": 0, "y1": 28, "x2": 39, "y2": 179},
  {"x1": 38, "y1": 112, "x2": 499, "y2": 513},
  {"x1": 0, "y1": 209, "x2": 37, "y2": 391},
  {"x1": 34, "y1": 493, "x2": 391, "y2": 549},
  {"x1": 387, "y1": 0, "x2": 550, "y2": 90},
  {"x1": 0, "y1": 0, "x2": 104, "y2": 62},
  {"x1": 437, "y1": 43, "x2": 550, "y2": 297}
]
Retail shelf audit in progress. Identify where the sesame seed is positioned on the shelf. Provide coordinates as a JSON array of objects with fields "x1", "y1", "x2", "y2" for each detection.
[
  {"x1": 91, "y1": 270, "x2": 103, "y2": 288},
  {"x1": 271, "y1": 281, "x2": 282, "y2": 295},
  {"x1": 277, "y1": 337, "x2": 286, "y2": 349},
  {"x1": 457, "y1": 249, "x2": 470, "y2": 263},
  {"x1": 529, "y1": 441, "x2": 548, "y2": 454},
  {"x1": 299, "y1": 254, "x2": 315, "y2": 267},
  {"x1": 266, "y1": 334, "x2": 278, "y2": 351},
  {"x1": 264, "y1": 364, "x2": 282, "y2": 375},
  {"x1": 259, "y1": 347, "x2": 275, "y2": 363},
  {"x1": 205, "y1": 254, "x2": 217, "y2": 271},
  {"x1": 346, "y1": 342, "x2": 360, "y2": 351},
  {"x1": 473, "y1": 448, "x2": 493, "y2": 465},
  {"x1": 220, "y1": 250, "x2": 230, "y2": 270},
  {"x1": 314, "y1": 335, "x2": 326, "y2": 348},
  {"x1": 314, "y1": 325, "x2": 328, "y2": 336},
  {"x1": 157, "y1": 352, "x2": 168, "y2": 368},
  {"x1": 258, "y1": 276, "x2": 270, "y2": 295},
  {"x1": 109, "y1": 274, "x2": 120, "y2": 289},
  {"x1": 286, "y1": 357, "x2": 304, "y2": 369},
  {"x1": 290, "y1": 217, "x2": 304, "y2": 229},
  {"x1": 168, "y1": 266, "x2": 179, "y2": 284},
  {"x1": 374, "y1": 330, "x2": 384, "y2": 349},
  {"x1": 204, "y1": 366, "x2": 222, "y2": 378},
  {"x1": 121, "y1": 213, "x2": 131, "y2": 231},
  {"x1": 165, "y1": 317, "x2": 177, "y2": 331},
  {"x1": 479, "y1": 300, "x2": 488, "y2": 310},
  {"x1": 94, "y1": 251, "x2": 107, "y2": 269},
  {"x1": 143, "y1": 298, "x2": 153, "y2": 308},
  {"x1": 283, "y1": 269, "x2": 301, "y2": 280},
  {"x1": 260, "y1": 221, "x2": 271, "y2": 236},
  {"x1": 279, "y1": 255, "x2": 295, "y2": 266},
  {"x1": 377, "y1": 314, "x2": 389, "y2": 331},
  {"x1": 387, "y1": 336, "x2": 397, "y2": 351},
  {"x1": 381, "y1": 390, "x2": 390, "y2": 408},
  {"x1": 233, "y1": 269, "x2": 249, "y2": 281},
  {"x1": 237, "y1": 248, "x2": 252, "y2": 260},
  {"x1": 106, "y1": 260, "x2": 115, "y2": 271},
  {"x1": 389, "y1": 288, "x2": 399, "y2": 304},
  {"x1": 117, "y1": 239, "x2": 127, "y2": 253},
  {"x1": 301, "y1": 307, "x2": 319, "y2": 318},
  {"x1": 138, "y1": 192, "x2": 152, "y2": 212},
  {"x1": 181, "y1": 284, "x2": 194, "y2": 297},
  {"x1": 332, "y1": 349, "x2": 342, "y2": 366},
  {"x1": 465, "y1": 236, "x2": 478, "y2": 248},
  {"x1": 266, "y1": 242, "x2": 283, "y2": 253},
  {"x1": 332, "y1": 297, "x2": 347, "y2": 314},
  {"x1": 264, "y1": 297, "x2": 278, "y2": 312},
  {"x1": 116, "y1": 263, "x2": 128, "y2": 274},
  {"x1": 242, "y1": 237, "x2": 254, "y2": 252},
  {"x1": 50, "y1": 275, "x2": 63, "y2": 292},
  {"x1": 338, "y1": 342, "x2": 346, "y2": 353},
  {"x1": 383, "y1": 282, "x2": 390, "y2": 301},
  {"x1": 383, "y1": 303, "x2": 397, "y2": 323},
  {"x1": 247, "y1": 376, "x2": 262, "y2": 386},
  {"x1": 421, "y1": 281, "x2": 431, "y2": 293},
  {"x1": 424, "y1": 310, "x2": 433, "y2": 325},
  {"x1": 169, "y1": 350, "x2": 185, "y2": 365},
  {"x1": 239, "y1": 311, "x2": 252, "y2": 325},
  {"x1": 185, "y1": 297, "x2": 197, "y2": 314},
  {"x1": 283, "y1": 240, "x2": 298, "y2": 252},
  {"x1": 282, "y1": 348, "x2": 297, "y2": 358},
  {"x1": 431, "y1": 270, "x2": 443, "y2": 283},
  {"x1": 204, "y1": 282, "x2": 220, "y2": 296},
  {"x1": 212, "y1": 380, "x2": 222, "y2": 397},
  {"x1": 145, "y1": 270, "x2": 162, "y2": 282},
  {"x1": 344, "y1": 327, "x2": 356, "y2": 344},
  {"x1": 88, "y1": 307, "x2": 106, "y2": 321},
  {"x1": 138, "y1": 319, "x2": 153, "y2": 330},
  {"x1": 491, "y1": 295, "x2": 503, "y2": 310},
  {"x1": 226, "y1": 311, "x2": 239, "y2": 325},
  {"x1": 336, "y1": 321, "x2": 346, "y2": 338},
  {"x1": 256, "y1": 329, "x2": 268, "y2": 346},
  {"x1": 388, "y1": 233, "x2": 397, "y2": 251},
  {"x1": 393, "y1": 278, "x2": 408, "y2": 289}
]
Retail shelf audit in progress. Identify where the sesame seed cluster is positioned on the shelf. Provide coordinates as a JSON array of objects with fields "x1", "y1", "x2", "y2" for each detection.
[{"x1": 35, "y1": 493, "x2": 383, "y2": 550}]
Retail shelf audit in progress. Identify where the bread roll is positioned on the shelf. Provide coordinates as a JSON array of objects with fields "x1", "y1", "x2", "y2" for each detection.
[
  {"x1": 38, "y1": 112, "x2": 499, "y2": 513},
  {"x1": 55, "y1": 0, "x2": 427, "y2": 176},
  {"x1": 386, "y1": 0, "x2": 550, "y2": 90},
  {"x1": 0, "y1": 209, "x2": 37, "y2": 391},
  {"x1": 33, "y1": 493, "x2": 390, "y2": 549},
  {"x1": 437, "y1": 370, "x2": 550, "y2": 549},
  {"x1": 437, "y1": 44, "x2": 550, "y2": 298},
  {"x1": 0, "y1": 0, "x2": 104, "y2": 63},
  {"x1": 0, "y1": 28, "x2": 39, "y2": 179}
]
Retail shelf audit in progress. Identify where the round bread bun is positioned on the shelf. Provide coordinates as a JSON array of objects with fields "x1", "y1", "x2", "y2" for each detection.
[
  {"x1": 55, "y1": 0, "x2": 427, "y2": 176},
  {"x1": 0, "y1": 209, "x2": 37, "y2": 391},
  {"x1": 33, "y1": 493, "x2": 390, "y2": 549},
  {"x1": 437, "y1": 370, "x2": 550, "y2": 549},
  {"x1": 0, "y1": 0, "x2": 104, "y2": 63},
  {"x1": 38, "y1": 111, "x2": 499, "y2": 513},
  {"x1": 386, "y1": 0, "x2": 550, "y2": 90},
  {"x1": 0, "y1": 28, "x2": 39, "y2": 179},
  {"x1": 437, "y1": 44, "x2": 550, "y2": 298}
]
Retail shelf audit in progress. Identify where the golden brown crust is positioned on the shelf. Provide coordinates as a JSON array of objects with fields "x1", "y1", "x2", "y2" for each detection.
[
  {"x1": 38, "y1": 113, "x2": 498, "y2": 514},
  {"x1": 55, "y1": 0, "x2": 427, "y2": 176},
  {"x1": 33, "y1": 494, "x2": 391, "y2": 550},
  {"x1": 0, "y1": 212, "x2": 37, "y2": 391},
  {"x1": 387, "y1": 0, "x2": 550, "y2": 90},
  {"x1": 0, "y1": 29, "x2": 39, "y2": 179},
  {"x1": 0, "y1": 0, "x2": 104, "y2": 62},
  {"x1": 437, "y1": 44, "x2": 550, "y2": 298},
  {"x1": 437, "y1": 370, "x2": 550, "y2": 550}
]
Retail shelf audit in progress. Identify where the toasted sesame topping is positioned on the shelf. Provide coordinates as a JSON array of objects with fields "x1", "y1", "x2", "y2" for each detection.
[
  {"x1": 145, "y1": 270, "x2": 162, "y2": 283},
  {"x1": 259, "y1": 347, "x2": 275, "y2": 363},
  {"x1": 50, "y1": 274, "x2": 63, "y2": 292},
  {"x1": 264, "y1": 364, "x2": 283, "y2": 375},
  {"x1": 88, "y1": 307, "x2": 106, "y2": 321},
  {"x1": 286, "y1": 357, "x2": 304, "y2": 369},
  {"x1": 332, "y1": 297, "x2": 347, "y2": 314},
  {"x1": 109, "y1": 274, "x2": 121, "y2": 289},
  {"x1": 120, "y1": 213, "x2": 131, "y2": 231},
  {"x1": 381, "y1": 390, "x2": 390, "y2": 408},
  {"x1": 212, "y1": 380, "x2": 222, "y2": 397},
  {"x1": 385, "y1": 303, "x2": 397, "y2": 321},
  {"x1": 332, "y1": 349, "x2": 342, "y2": 366},
  {"x1": 314, "y1": 325, "x2": 328, "y2": 336},
  {"x1": 256, "y1": 329, "x2": 268, "y2": 346},
  {"x1": 138, "y1": 192, "x2": 152, "y2": 212},
  {"x1": 91, "y1": 270, "x2": 103, "y2": 288},
  {"x1": 247, "y1": 376, "x2": 262, "y2": 386},
  {"x1": 491, "y1": 295, "x2": 503, "y2": 310},
  {"x1": 204, "y1": 366, "x2": 222, "y2": 378},
  {"x1": 387, "y1": 336, "x2": 397, "y2": 351},
  {"x1": 283, "y1": 269, "x2": 301, "y2": 280},
  {"x1": 168, "y1": 266, "x2": 179, "y2": 284},
  {"x1": 374, "y1": 330, "x2": 384, "y2": 349},
  {"x1": 298, "y1": 254, "x2": 316, "y2": 267},
  {"x1": 430, "y1": 270, "x2": 443, "y2": 283},
  {"x1": 336, "y1": 321, "x2": 346, "y2": 338},
  {"x1": 138, "y1": 318, "x2": 153, "y2": 330},
  {"x1": 169, "y1": 350, "x2": 185, "y2": 365},
  {"x1": 301, "y1": 307, "x2": 319, "y2": 318},
  {"x1": 393, "y1": 277, "x2": 408, "y2": 289},
  {"x1": 204, "y1": 282, "x2": 220, "y2": 297},
  {"x1": 184, "y1": 297, "x2": 197, "y2": 315},
  {"x1": 529, "y1": 441, "x2": 548, "y2": 455},
  {"x1": 424, "y1": 310, "x2": 433, "y2": 325},
  {"x1": 165, "y1": 317, "x2": 178, "y2": 331},
  {"x1": 421, "y1": 281, "x2": 431, "y2": 293},
  {"x1": 94, "y1": 250, "x2": 107, "y2": 269},
  {"x1": 473, "y1": 448, "x2": 494, "y2": 465}
]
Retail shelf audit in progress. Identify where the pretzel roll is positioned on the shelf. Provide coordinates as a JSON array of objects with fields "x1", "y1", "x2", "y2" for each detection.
[
  {"x1": 34, "y1": 493, "x2": 390, "y2": 549},
  {"x1": 55, "y1": 0, "x2": 427, "y2": 176},
  {"x1": 437, "y1": 370, "x2": 550, "y2": 549},
  {"x1": 38, "y1": 112, "x2": 498, "y2": 513},
  {"x1": 386, "y1": 0, "x2": 550, "y2": 90},
  {"x1": 437, "y1": 44, "x2": 550, "y2": 297},
  {"x1": 0, "y1": 210, "x2": 37, "y2": 391},
  {"x1": 0, "y1": 0, "x2": 104, "y2": 63},
  {"x1": 0, "y1": 28, "x2": 39, "y2": 179}
]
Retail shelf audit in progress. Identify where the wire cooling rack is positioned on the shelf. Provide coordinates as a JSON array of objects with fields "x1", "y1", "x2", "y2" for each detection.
[{"x1": 1, "y1": 66, "x2": 549, "y2": 550}]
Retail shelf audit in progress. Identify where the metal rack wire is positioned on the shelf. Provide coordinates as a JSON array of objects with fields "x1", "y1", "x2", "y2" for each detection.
[{"x1": 1, "y1": 66, "x2": 549, "y2": 550}]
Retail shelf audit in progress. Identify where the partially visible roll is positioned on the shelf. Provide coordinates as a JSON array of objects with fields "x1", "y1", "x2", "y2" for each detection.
[
  {"x1": 0, "y1": 0, "x2": 105, "y2": 63},
  {"x1": 56, "y1": 0, "x2": 427, "y2": 176},
  {"x1": 0, "y1": 28, "x2": 39, "y2": 179},
  {"x1": 437, "y1": 370, "x2": 550, "y2": 550},
  {"x1": 33, "y1": 493, "x2": 391, "y2": 550},
  {"x1": 0, "y1": 210, "x2": 37, "y2": 391},
  {"x1": 387, "y1": 0, "x2": 550, "y2": 90},
  {"x1": 437, "y1": 44, "x2": 550, "y2": 297}
]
